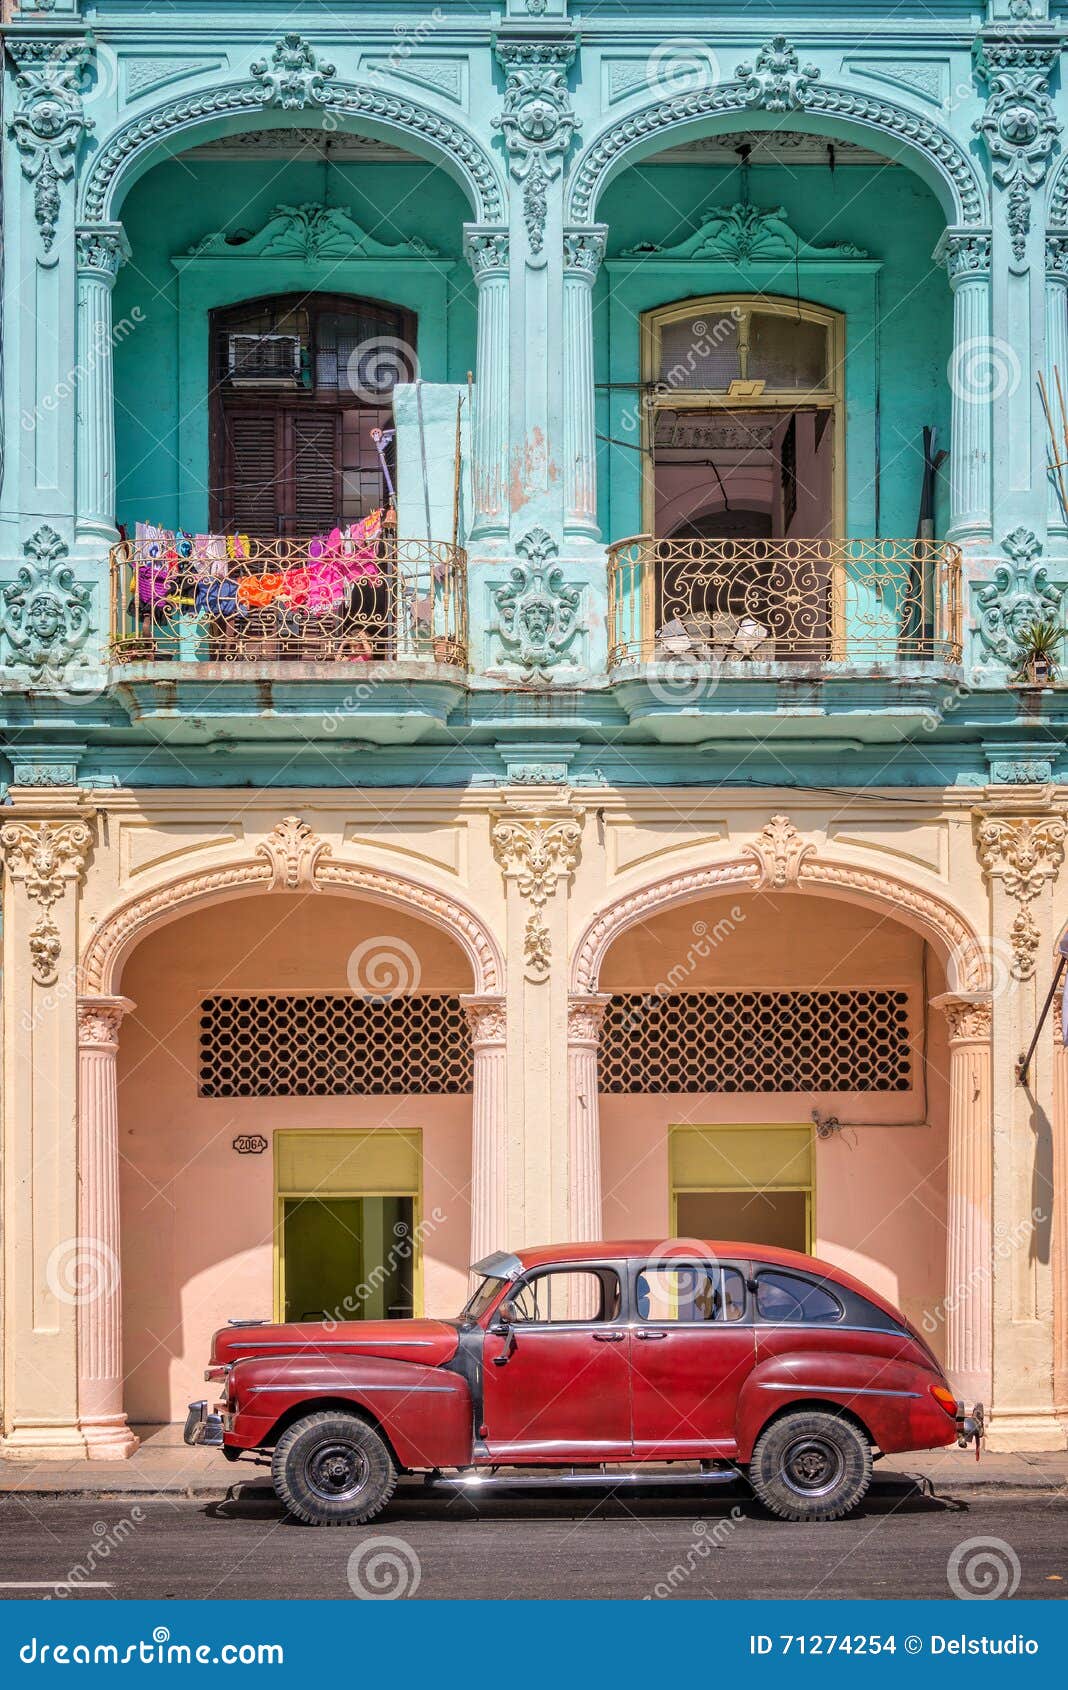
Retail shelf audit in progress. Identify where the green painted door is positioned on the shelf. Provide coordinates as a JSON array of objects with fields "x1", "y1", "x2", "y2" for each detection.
[{"x1": 281, "y1": 1194, "x2": 416, "y2": 1323}]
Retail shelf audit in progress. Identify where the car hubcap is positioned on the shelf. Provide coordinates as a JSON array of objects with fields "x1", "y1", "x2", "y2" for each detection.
[
  {"x1": 780, "y1": 1435, "x2": 846, "y2": 1498},
  {"x1": 305, "y1": 1440, "x2": 370, "y2": 1503}
]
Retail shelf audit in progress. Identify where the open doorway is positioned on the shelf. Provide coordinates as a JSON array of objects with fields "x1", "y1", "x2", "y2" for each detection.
[
  {"x1": 653, "y1": 407, "x2": 834, "y2": 542},
  {"x1": 642, "y1": 297, "x2": 842, "y2": 661},
  {"x1": 275, "y1": 1129, "x2": 422, "y2": 1323}
]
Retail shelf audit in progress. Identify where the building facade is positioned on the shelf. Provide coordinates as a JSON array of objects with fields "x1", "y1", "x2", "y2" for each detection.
[{"x1": 1, "y1": 0, "x2": 1068, "y2": 1458}]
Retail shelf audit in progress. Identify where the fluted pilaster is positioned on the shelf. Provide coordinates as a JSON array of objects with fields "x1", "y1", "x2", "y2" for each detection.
[
  {"x1": 462, "y1": 996, "x2": 508, "y2": 1262},
  {"x1": 1054, "y1": 990, "x2": 1068, "y2": 1425},
  {"x1": 463, "y1": 227, "x2": 510, "y2": 540},
  {"x1": 934, "y1": 993, "x2": 993, "y2": 1405},
  {"x1": 937, "y1": 231, "x2": 993, "y2": 541},
  {"x1": 76, "y1": 995, "x2": 139, "y2": 1458},
  {"x1": 75, "y1": 225, "x2": 129, "y2": 542},
  {"x1": 567, "y1": 994, "x2": 610, "y2": 1241},
  {"x1": 562, "y1": 227, "x2": 606, "y2": 540}
]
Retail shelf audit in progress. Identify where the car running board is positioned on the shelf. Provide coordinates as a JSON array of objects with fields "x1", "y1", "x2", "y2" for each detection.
[{"x1": 426, "y1": 1465, "x2": 741, "y2": 1493}]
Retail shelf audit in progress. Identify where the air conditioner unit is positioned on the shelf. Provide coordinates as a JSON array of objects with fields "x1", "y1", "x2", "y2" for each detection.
[{"x1": 227, "y1": 333, "x2": 303, "y2": 388}]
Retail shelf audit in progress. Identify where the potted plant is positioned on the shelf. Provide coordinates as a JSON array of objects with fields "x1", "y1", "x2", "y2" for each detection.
[{"x1": 1011, "y1": 618, "x2": 1063, "y2": 686}]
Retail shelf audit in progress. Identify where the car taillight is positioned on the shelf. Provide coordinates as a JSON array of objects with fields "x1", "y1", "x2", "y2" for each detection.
[{"x1": 930, "y1": 1384, "x2": 958, "y2": 1417}]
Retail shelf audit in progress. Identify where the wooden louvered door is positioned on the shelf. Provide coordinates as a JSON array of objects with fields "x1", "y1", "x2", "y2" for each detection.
[
  {"x1": 220, "y1": 409, "x2": 341, "y2": 538},
  {"x1": 222, "y1": 413, "x2": 280, "y2": 534},
  {"x1": 284, "y1": 412, "x2": 340, "y2": 537}
]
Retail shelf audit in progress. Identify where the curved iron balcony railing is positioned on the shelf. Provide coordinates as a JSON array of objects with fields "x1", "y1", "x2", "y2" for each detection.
[
  {"x1": 606, "y1": 536, "x2": 963, "y2": 669},
  {"x1": 110, "y1": 534, "x2": 468, "y2": 668}
]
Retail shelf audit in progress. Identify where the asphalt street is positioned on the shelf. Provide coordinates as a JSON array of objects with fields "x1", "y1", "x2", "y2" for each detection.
[{"x1": 0, "y1": 1477, "x2": 1065, "y2": 1601}]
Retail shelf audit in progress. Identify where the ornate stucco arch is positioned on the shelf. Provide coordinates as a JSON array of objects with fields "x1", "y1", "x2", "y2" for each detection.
[
  {"x1": 81, "y1": 816, "x2": 505, "y2": 996},
  {"x1": 79, "y1": 66, "x2": 506, "y2": 228},
  {"x1": 566, "y1": 81, "x2": 987, "y2": 228},
  {"x1": 570, "y1": 820, "x2": 989, "y2": 995}
]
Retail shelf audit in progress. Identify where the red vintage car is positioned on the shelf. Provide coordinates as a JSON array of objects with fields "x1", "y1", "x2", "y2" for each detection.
[{"x1": 184, "y1": 1241, "x2": 982, "y2": 1525}]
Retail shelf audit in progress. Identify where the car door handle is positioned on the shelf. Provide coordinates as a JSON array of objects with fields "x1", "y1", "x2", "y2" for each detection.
[
  {"x1": 592, "y1": 1330, "x2": 625, "y2": 1342},
  {"x1": 636, "y1": 1329, "x2": 669, "y2": 1340}
]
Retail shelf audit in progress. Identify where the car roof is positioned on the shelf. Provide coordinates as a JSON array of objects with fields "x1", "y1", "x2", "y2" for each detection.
[{"x1": 509, "y1": 1240, "x2": 907, "y2": 1325}]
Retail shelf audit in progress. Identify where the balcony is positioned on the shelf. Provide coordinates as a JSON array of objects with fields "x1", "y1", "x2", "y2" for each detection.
[
  {"x1": 606, "y1": 535, "x2": 963, "y2": 744},
  {"x1": 108, "y1": 532, "x2": 468, "y2": 743}
]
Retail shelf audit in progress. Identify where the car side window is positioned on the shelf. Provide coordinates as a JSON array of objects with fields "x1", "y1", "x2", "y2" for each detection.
[
  {"x1": 755, "y1": 1271, "x2": 842, "y2": 1324},
  {"x1": 635, "y1": 1264, "x2": 746, "y2": 1323},
  {"x1": 507, "y1": 1268, "x2": 621, "y2": 1324}
]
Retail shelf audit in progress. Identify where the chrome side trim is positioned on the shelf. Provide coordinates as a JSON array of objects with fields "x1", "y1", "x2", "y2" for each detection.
[
  {"x1": 760, "y1": 1383, "x2": 922, "y2": 1398},
  {"x1": 244, "y1": 1382, "x2": 459, "y2": 1395},
  {"x1": 226, "y1": 1338, "x2": 437, "y2": 1350}
]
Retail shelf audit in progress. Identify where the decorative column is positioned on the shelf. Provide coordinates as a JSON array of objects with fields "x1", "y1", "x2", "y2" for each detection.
[
  {"x1": 491, "y1": 799, "x2": 584, "y2": 1243},
  {"x1": 936, "y1": 230, "x2": 993, "y2": 541},
  {"x1": 974, "y1": 32, "x2": 1059, "y2": 543},
  {"x1": 976, "y1": 805, "x2": 1066, "y2": 1448},
  {"x1": 75, "y1": 225, "x2": 130, "y2": 543},
  {"x1": 461, "y1": 997, "x2": 509, "y2": 1264},
  {"x1": 1054, "y1": 988, "x2": 1068, "y2": 1429},
  {"x1": 76, "y1": 996, "x2": 139, "y2": 1458},
  {"x1": 462, "y1": 227, "x2": 511, "y2": 542},
  {"x1": 1045, "y1": 233, "x2": 1068, "y2": 535},
  {"x1": 0, "y1": 806, "x2": 92, "y2": 1458},
  {"x1": 932, "y1": 994, "x2": 994, "y2": 1406},
  {"x1": 566, "y1": 995, "x2": 610, "y2": 1241},
  {"x1": 562, "y1": 226, "x2": 606, "y2": 541},
  {"x1": 493, "y1": 33, "x2": 579, "y2": 540}
]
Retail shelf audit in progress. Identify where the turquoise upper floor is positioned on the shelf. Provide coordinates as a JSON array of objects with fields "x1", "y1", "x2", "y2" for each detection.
[{"x1": 1, "y1": 1, "x2": 1067, "y2": 789}]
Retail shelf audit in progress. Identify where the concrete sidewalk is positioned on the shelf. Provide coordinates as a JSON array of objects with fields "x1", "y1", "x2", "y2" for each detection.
[{"x1": 0, "y1": 1426, "x2": 1065, "y2": 1500}]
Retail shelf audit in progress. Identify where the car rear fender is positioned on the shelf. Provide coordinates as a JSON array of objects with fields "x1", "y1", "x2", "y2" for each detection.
[{"x1": 734, "y1": 1350, "x2": 946, "y2": 1460}]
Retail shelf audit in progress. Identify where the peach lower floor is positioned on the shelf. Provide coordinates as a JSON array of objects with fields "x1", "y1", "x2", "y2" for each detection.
[{"x1": 1, "y1": 789, "x2": 1065, "y2": 1455}]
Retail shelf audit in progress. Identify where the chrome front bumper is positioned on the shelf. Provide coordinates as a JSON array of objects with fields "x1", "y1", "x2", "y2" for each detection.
[
  {"x1": 183, "y1": 1399, "x2": 225, "y2": 1447},
  {"x1": 955, "y1": 1399, "x2": 985, "y2": 1453}
]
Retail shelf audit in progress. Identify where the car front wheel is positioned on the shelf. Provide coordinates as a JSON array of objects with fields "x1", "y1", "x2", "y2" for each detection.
[
  {"x1": 272, "y1": 1411, "x2": 397, "y2": 1527},
  {"x1": 748, "y1": 1410, "x2": 872, "y2": 1522}
]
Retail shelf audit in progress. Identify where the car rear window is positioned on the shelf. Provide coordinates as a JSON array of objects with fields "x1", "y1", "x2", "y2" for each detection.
[{"x1": 755, "y1": 1271, "x2": 842, "y2": 1324}]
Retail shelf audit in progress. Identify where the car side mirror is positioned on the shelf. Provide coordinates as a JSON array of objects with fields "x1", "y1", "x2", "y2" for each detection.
[{"x1": 491, "y1": 1304, "x2": 517, "y2": 1365}]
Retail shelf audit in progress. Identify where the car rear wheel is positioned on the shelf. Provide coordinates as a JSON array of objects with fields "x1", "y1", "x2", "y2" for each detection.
[
  {"x1": 272, "y1": 1412, "x2": 397, "y2": 1527},
  {"x1": 748, "y1": 1410, "x2": 872, "y2": 1522}
]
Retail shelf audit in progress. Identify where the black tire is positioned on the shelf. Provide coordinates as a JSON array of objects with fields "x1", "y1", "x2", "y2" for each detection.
[
  {"x1": 272, "y1": 1412, "x2": 397, "y2": 1527},
  {"x1": 747, "y1": 1410, "x2": 872, "y2": 1523}
]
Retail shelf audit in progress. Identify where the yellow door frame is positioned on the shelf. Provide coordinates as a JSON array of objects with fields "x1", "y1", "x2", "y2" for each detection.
[
  {"x1": 274, "y1": 1128, "x2": 424, "y2": 1321},
  {"x1": 669, "y1": 1122, "x2": 816, "y2": 1252}
]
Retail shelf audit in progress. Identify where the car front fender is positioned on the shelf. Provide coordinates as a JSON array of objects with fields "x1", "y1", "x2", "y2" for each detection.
[{"x1": 227, "y1": 1353, "x2": 473, "y2": 1470}]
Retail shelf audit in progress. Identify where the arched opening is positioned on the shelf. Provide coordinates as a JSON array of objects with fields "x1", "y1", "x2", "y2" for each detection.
[
  {"x1": 107, "y1": 121, "x2": 475, "y2": 666},
  {"x1": 596, "y1": 123, "x2": 962, "y2": 668},
  {"x1": 592, "y1": 889, "x2": 951, "y2": 1350},
  {"x1": 115, "y1": 889, "x2": 477, "y2": 1427}
]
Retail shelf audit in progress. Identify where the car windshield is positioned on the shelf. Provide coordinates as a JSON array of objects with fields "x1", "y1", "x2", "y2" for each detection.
[{"x1": 458, "y1": 1275, "x2": 506, "y2": 1322}]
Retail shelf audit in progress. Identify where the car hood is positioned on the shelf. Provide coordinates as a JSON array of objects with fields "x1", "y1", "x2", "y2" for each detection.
[{"x1": 209, "y1": 1318, "x2": 460, "y2": 1370}]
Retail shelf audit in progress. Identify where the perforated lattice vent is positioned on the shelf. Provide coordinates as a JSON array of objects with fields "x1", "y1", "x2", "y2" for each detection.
[
  {"x1": 601, "y1": 990, "x2": 912, "y2": 1093},
  {"x1": 198, "y1": 995, "x2": 473, "y2": 1097}
]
